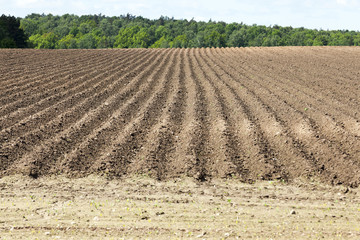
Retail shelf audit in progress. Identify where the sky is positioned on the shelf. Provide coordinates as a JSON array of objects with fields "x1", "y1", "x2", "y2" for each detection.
[{"x1": 1, "y1": 0, "x2": 360, "y2": 31}]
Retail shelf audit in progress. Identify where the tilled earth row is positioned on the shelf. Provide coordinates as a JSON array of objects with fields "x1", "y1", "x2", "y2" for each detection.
[{"x1": 1, "y1": 47, "x2": 360, "y2": 186}]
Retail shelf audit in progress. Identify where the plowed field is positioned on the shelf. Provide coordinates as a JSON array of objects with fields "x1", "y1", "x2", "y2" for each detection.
[{"x1": 1, "y1": 47, "x2": 360, "y2": 186}]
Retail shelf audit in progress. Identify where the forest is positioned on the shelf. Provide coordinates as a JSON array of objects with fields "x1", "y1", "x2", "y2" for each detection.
[
  {"x1": 0, "y1": 15, "x2": 27, "y2": 48},
  {"x1": 1, "y1": 13, "x2": 360, "y2": 49}
]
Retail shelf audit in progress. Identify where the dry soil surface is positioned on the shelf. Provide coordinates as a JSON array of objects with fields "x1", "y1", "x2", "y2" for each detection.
[{"x1": 1, "y1": 175, "x2": 360, "y2": 239}]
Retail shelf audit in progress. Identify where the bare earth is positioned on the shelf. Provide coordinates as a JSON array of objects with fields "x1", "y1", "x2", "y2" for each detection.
[
  {"x1": 1, "y1": 175, "x2": 360, "y2": 239},
  {"x1": 1, "y1": 47, "x2": 360, "y2": 238},
  {"x1": 1, "y1": 47, "x2": 360, "y2": 185}
]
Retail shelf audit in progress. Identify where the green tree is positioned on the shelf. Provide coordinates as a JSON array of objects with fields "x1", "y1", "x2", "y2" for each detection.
[
  {"x1": 313, "y1": 35, "x2": 327, "y2": 46},
  {"x1": 227, "y1": 29, "x2": 247, "y2": 47},
  {"x1": 150, "y1": 36, "x2": 169, "y2": 48},
  {"x1": 154, "y1": 25, "x2": 170, "y2": 39},
  {"x1": 100, "y1": 18, "x2": 115, "y2": 36},
  {"x1": 170, "y1": 34, "x2": 188, "y2": 48},
  {"x1": 114, "y1": 26, "x2": 150, "y2": 48},
  {"x1": 29, "y1": 32, "x2": 57, "y2": 49},
  {"x1": 78, "y1": 33, "x2": 96, "y2": 48},
  {"x1": 17, "y1": 13, "x2": 360, "y2": 49},
  {"x1": 262, "y1": 29, "x2": 283, "y2": 46},
  {"x1": 204, "y1": 30, "x2": 226, "y2": 47},
  {"x1": 56, "y1": 34, "x2": 77, "y2": 49},
  {"x1": 79, "y1": 20, "x2": 96, "y2": 35},
  {"x1": 288, "y1": 31, "x2": 306, "y2": 46},
  {"x1": 328, "y1": 32, "x2": 353, "y2": 46},
  {"x1": 354, "y1": 35, "x2": 360, "y2": 46},
  {"x1": 114, "y1": 26, "x2": 139, "y2": 48},
  {"x1": 20, "y1": 18, "x2": 38, "y2": 36},
  {"x1": 132, "y1": 28, "x2": 151, "y2": 47}
]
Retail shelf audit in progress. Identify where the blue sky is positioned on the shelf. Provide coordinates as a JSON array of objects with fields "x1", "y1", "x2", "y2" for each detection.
[{"x1": 1, "y1": 0, "x2": 360, "y2": 30}]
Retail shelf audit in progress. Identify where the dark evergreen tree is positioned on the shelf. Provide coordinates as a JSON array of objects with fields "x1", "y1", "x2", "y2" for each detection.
[{"x1": 0, "y1": 15, "x2": 28, "y2": 48}]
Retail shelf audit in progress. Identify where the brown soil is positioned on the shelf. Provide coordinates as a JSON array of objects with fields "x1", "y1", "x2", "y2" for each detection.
[{"x1": 1, "y1": 47, "x2": 360, "y2": 186}]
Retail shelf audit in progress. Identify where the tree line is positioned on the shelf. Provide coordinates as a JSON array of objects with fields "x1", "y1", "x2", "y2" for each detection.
[
  {"x1": 0, "y1": 15, "x2": 27, "y2": 48},
  {"x1": 2, "y1": 13, "x2": 360, "y2": 49}
]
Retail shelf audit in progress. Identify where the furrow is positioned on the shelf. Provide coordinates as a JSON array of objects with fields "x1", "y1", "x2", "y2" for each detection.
[
  {"x1": 0, "y1": 50, "x2": 102, "y2": 93},
  {"x1": 251, "y1": 48, "x2": 360, "y2": 162},
  {"x1": 0, "y1": 50, "x2": 61, "y2": 84},
  {"x1": 201, "y1": 48, "x2": 296, "y2": 181},
  {"x1": 171, "y1": 48, "x2": 211, "y2": 180},
  {"x1": 259, "y1": 47, "x2": 359, "y2": 115},
  {"x1": 219, "y1": 47, "x2": 360, "y2": 186},
  {"x1": 0, "y1": 51, "x2": 133, "y2": 117},
  {"x1": 0, "y1": 49, "x2": 108, "y2": 88},
  {"x1": 129, "y1": 49, "x2": 186, "y2": 180},
  {"x1": 1, "y1": 47, "x2": 359, "y2": 185},
  {"x1": 1, "y1": 49, "x2": 157, "y2": 174},
  {"x1": 0, "y1": 51, "x2": 112, "y2": 113},
  {"x1": 214, "y1": 48, "x2": 326, "y2": 181},
  {"x1": 57, "y1": 48, "x2": 176, "y2": 175},
  {"x1": 190, "y1": 48, "x2": 238, "y2": 179},
  {"x1": 298, "y1": 46, "x2": 360, "y2": 82},
  {"x1": 232, "y1": 47, "x2": 360, "y2": 142},
  {"x1": 252, "y1": 47, "x2": 360, "y2": 117},
  {"x1": 195, "y1": 48, "x2": 254, "y2": 180},
  {"x1": 165, "y1": 49, "x2": 201, "y2": 178},
  {"x1": 0, "y1": 49, "x2": 148, "y2": 137},
  {"x1": 228, "y1": 47, "x2": 360, "y2": 178},
  {"x1": 1, "y1": 49, "x2": 168, "y2": 176},
  {"x1": 80, "y1": 49, "x2": 179, "y2": 177}
]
